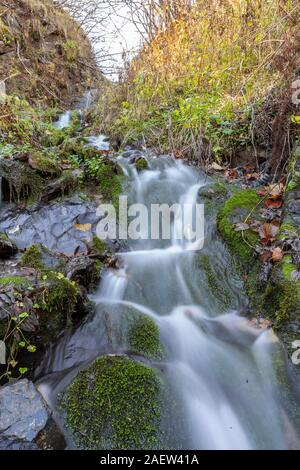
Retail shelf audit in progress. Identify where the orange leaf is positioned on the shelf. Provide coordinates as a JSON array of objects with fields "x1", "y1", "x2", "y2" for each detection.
[
  {"x1": 74, "y1": 223, "x2": 92, "y2": 232},
  {"x1": 264, "y1": 198, "x2": 282, "y2": 209},
  {"x1": 272, "y1": 247, "x2": 283, "y2": 262}
]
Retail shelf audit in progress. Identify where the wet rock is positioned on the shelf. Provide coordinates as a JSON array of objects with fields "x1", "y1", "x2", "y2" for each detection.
[
  {"x1": 40, "y1": 170, "x2": 83, "y2": 203},
  {"x1": 0, "y1": 379, "x2": 49, "y2": 442},
  {"x1": 0, "y1": 195, "x2": 100, "y2": 254},
  {"x1": 65, "y1": 255, "x2": 100, "y2": 288},
  {"x1": 0, "y1": 233, "x2": 18, "y2": 259}
]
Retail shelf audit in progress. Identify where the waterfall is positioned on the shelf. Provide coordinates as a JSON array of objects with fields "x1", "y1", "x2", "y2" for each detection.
[{"x1": 37, "y1": 150, "x2": 300, "y2": 450}]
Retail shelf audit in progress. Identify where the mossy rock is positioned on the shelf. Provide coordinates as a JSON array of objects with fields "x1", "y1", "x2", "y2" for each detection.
[
  {"x1": 198, "y1": 181, "x2": 229, "y2": 202},
  {"x1": 41, "y1": 170, "x2": 82, "y2": 202},
  {"x1": 38, "y1": 271, "x2": 80, "y2": 339},
  {"x1": 135, "y1": 157, "x2": 148, "y2": 172},
  {"x1": 20, "y1": 245, "x2": 44, "y2": 270},
  {"x1": 85, "y1": 158, "x2": 124, "y2": 208},
  {"x1": 217, "y1": 189, "x2": 260, "y2": 266},
  {"x1": 61, "y1": 355, "x2": 164, "y2": 450},
  {"x1": 92, "y1": 236, "x2": 107, "y2": 256},
  {"x1": 196, "y1": 253, "x2": 234, "y2": 311},
  {"x1": 28, "y1": 150, "x2": 61, "y2": 176},
  {"x1": 58, "y1": 138, "x2": 102, "y2": 163},
  {"x1": 128, "y1": 315, "x2": 164, "y2": 360}
]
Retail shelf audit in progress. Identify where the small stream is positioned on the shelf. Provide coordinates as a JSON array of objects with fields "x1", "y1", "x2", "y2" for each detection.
[{"x1": 33, "y1": 144, "x2": 300, "y2": 449}]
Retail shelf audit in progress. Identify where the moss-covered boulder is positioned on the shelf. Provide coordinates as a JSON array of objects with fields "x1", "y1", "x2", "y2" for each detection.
[
  {"x1": 37, "y1": 271, "x2": 80, "y2": 339},
  {"x1": 28, "y1": 150, "x2": 61, "y2": 176},
  {"x1": 135, "y1": 157, "x2": 148, "y2": 172},
  {"x1": 217, "y1": 189, "x2": 260, "y2": 266},
  {"x1": 60, "y1": 355, "x2": 164, "y2": 450},
  {"x1": 0, "y1": 233, "x2": 18, "y2": 259}
]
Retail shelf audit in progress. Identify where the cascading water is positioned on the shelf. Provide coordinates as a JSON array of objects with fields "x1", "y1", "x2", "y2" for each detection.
[
  {"x1": 37, "y1": 149, "x2": 300, "y2": 450},
  {"x1": 53, "y1": 110, "x2": 72, "y2": 130}
]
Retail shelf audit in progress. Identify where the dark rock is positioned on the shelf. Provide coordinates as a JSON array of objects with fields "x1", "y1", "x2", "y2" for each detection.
[
  {"x1": 40, "y1": 170, "x2": 82, "y2": 203},
  {"x1": 0, "y1": 233, "x2": 18, "y2": 259},
  {"x1": 65, "y1": 255, "x2": 99, "y2": 288},
  {"x1": 0, "y1": 379, "x2": 49, "y2": 442},
  {"x1": 35, "y1": 417, "x2": 66, "y2": 450},
  {"x1": 0, "y1": 195, "x2": 99, "y2": 254}
]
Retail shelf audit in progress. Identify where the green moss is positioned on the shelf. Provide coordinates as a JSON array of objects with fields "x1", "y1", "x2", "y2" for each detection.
[
  {"x1": 61, "y1": 355, "x2": 164, "y2": 450},
  {"x1": 263, "y1": 279, "x2": 300, "y2": 328},
  {"x1": 38, "y1": 272, "x2": 80, "y2": 338},
  {"x1": 0, "y1": 276, "x2": 30, "y2": 287},
  {"x1": 92, "y1": 236, "x2": 107, "y2": 255},
  {"x1": 128, "y1": 315, "x2": 164, "y2": 360},
  {"x1": 0, "y1": 18, "x2": 13, "y2": 45},
  {"x1": 135, "y1": 158, "x2": 148, "y2": 172},
  {"x1": 217, "y1": 189, "x2": 260, "y2": 266},
  {"x1": 29, "y1": 150, "x2": 61, "y2": 175},
  {"x1": 279, "y1": 222, "x2": 299, "y2": 239},
  {"x1": 85, "y1": 158, "x2": 124, "y2": 208},
  {"x1": 62, "y1": 40, "x2": 78, "y2": 62},
  {"x1": 20, "y1": 245, "x2": 44, "y2": 270}
]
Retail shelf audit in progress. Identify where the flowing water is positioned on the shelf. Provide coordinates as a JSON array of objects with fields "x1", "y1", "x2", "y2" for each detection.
[{"x1": 37, "y1": 148, "x2": 300, "y2": 450}]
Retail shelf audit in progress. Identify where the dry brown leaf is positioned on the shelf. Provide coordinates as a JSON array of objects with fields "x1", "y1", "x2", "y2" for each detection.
[
  {"x1": 264, "y1": 198, "x2": 282, "y2": 209},
  {"x1": 74, "y1": 223, "x2": 92, "y2": 232},
  {"x1": 258, "y1": 223, "x2": 279, "y2": 245},
  {"x1": 271, "y1": 247, "x2": 283, "y2": 262},
  {"x1": 267, "y1": 183, "x2": 284, "y2": 200}
]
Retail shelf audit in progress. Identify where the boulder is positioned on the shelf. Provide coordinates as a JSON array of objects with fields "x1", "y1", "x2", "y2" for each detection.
[{"x1": 0, "y1": 379, "x2": 49, "y2": 442}]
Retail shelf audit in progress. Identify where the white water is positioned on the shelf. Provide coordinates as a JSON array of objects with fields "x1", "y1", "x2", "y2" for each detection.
[
  {"x1": 53, "y1": 110, "x2": 72, "y2": 130},
  {"x1": 37, "y1": 151, "x2": 300, "y2": 450}
]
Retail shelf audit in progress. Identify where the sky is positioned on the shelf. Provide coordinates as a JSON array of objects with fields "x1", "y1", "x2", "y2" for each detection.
[{"x1": 86, "y1": 3, "x2": 143, "y2": 79}]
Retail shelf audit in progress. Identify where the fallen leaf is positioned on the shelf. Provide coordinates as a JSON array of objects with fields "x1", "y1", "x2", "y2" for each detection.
[
  {"x1": 271, "y1": 247, "x2": 283, "y2": 262},
  {"x1": 74, "y1": 223, "x2": 92, "y2": 232},
  {"x1": 225, "y1": 168, "x2": 238, "y2": 179},
  {"x1": 258, "y1": 222, "x2": 279, "y2": 245},
  {"x1": 267, "y1": 183, "x2": 284, "y2": 200},
  {"x1": 256, "y1": 188, "x2": 267, "y2": 197},
  {"x1": 260, "y1": 250, "x2": 272, "y2": 263},
  {"x1": 264, "y1": 198, "x2": 282, "y2": 209}
]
